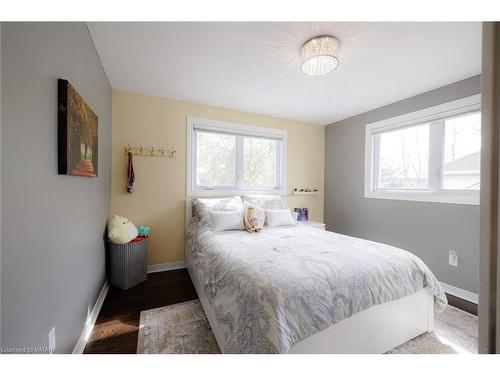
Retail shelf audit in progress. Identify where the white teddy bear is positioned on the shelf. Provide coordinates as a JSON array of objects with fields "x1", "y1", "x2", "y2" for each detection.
[{"x1": 108, "y1": 215, "x2": 138, "y2": 244}]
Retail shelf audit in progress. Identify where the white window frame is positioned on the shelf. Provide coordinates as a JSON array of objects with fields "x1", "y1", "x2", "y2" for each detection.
[
  {"x1": 364, "y1": 94, "x2": 481, "y2": 205},
  {"x1": 187, "y1": 117, "x2": 287, "y2": 196}
]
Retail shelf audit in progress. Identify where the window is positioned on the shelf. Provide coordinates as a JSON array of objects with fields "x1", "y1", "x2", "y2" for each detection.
[
  {"x1": 187, "y1": 117, "x2": 286, "y2": 196},
  {"x1": 365, "y1": 95, "x2": 481, "y2": 205},
  {"x1": 378, "y1": 123, "x2": 430, "y2": 190},
  {"x1": 196, "y1": 132, "x2": 236, "y2": 187},
  {"x1": 443, "y1": 112, "x2": 481, "y2": 190}
]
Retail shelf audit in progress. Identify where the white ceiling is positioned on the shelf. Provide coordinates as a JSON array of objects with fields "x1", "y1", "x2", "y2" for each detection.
[{"x1": 88, "y1": 22, "x2": 481, "y2": 125}]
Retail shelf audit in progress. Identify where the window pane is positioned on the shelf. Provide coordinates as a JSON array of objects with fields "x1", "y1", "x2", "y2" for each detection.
[
  {"x1": 196, "y1": 131, "x2": 235, "y2": 186},
  {"x1": 378, "y1": 124, "x2": 429, "y2": 190},
  {"x1": 244, "y1": 137, "x2": 277, "y2": 187},
  {"x1": 443, "y1": 112, "x2": 481, "y2": 190}
]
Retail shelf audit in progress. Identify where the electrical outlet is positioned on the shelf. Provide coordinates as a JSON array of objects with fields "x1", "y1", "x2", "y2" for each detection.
[
  {"x1": 449, "y1": 250, "x2": 458, "y2": 267},
  {"x1": 48, "y1": 327, "x2": 56, "y2": 353}
]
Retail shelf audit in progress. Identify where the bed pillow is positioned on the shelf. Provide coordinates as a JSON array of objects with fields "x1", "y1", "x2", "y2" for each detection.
[
  {"x1": 193, "y1": 196, "x2": 243, "y2": 225},
  {"x1": 209, "y1": 210, "x2": 244, "y2": 232},
  {"x1": 241, "y1": 195, "x2": 288, "y2": 210},
  {"x1": 243, "y1": 203, "x2": 265, "y2": 233},
  {"x1": 265, "y1": 209, "x2": 296, "y2": 227}
]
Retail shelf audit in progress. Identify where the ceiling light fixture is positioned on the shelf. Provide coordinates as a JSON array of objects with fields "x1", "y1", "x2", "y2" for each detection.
[{"x1": 301, "y1": 35, "x2": 341, "y2": 76}]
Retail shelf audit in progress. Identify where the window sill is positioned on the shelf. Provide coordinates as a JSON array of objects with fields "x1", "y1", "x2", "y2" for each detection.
[
  {"x1": 186, "y1": 189, "x2": 287, "y2": 197},
  {"x1": 364, "y1": 191, "x2": 479, "y2": 205}
]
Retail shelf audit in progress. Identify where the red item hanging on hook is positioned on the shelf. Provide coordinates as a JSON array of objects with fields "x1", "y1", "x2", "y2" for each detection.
[{"x1": 127, "y1": 151, "x2": 135, "y2": 193}]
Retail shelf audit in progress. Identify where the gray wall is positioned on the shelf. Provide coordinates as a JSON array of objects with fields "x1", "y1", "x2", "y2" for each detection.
[
  {"x1": 325, "y1": 75, "x2": 480, "y2": 294},
  {"x1": 0, "y1": 22, "x2": 3, "y2": 348},
  {"x1": 1, "y1": 23, "x2": 111, "y2": 353}
]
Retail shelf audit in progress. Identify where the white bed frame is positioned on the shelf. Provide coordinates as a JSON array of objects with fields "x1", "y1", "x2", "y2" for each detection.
[{"x1": 185, "y1": 199, "x2": 434, "y2": 354}]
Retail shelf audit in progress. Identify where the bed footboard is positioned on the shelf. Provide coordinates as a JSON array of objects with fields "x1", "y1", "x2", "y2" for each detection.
[{"x1": 289, "y1": 289, "x2": 435, "y2": 354}]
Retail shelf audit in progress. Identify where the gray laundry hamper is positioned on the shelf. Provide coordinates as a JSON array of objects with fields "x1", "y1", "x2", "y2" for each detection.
[{"x1": 109, "y1": 238, "x2": 148, "y2": 289}]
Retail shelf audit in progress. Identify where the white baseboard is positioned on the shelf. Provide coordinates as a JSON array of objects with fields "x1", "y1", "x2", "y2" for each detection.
[
  {"x1": 147, "y1": 260, "x2": 186, "y2": 274},
  {"x1": 440, "y1": 281, "x2": 478, "y2": 304},
  {"x1": 71, "y1": 261, "x2": 186, "y2": 353},
  {"x1": 72, "y1": 280, "x2": 109, "y2": 354}
]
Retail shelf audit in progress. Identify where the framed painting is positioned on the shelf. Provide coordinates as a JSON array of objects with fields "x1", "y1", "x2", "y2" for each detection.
[{"x1": 58, "y1": 79, "x2": 98, "y2": 177}]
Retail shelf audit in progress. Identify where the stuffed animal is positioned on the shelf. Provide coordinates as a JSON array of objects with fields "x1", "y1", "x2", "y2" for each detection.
[
  {"x1": 108, "y1": 215, "x2": 139, "y2": 244},
  {"x1": 137, "y1": 226, "x2": 150, "y2": 237},
  {"x1": 244, "y1": 206, "x2": 263, "y2": 233}
]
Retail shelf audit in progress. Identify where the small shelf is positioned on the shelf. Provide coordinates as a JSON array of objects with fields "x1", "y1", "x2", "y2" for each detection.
[{"x1": 292, "y1": 191, "x2": 320, "y2": 196}]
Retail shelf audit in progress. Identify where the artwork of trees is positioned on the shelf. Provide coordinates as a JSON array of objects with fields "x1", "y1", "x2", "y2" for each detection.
[{"x1": 58, "y1": 79, "x2": 98, "y2": 177}]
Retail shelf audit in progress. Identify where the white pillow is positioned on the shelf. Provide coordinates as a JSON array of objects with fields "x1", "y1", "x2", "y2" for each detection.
[
  {"x1": 265, "y1": 209, "x2": 296, "y2": 227},
  {"x1": 209, "y1": 210, "x2": 244, "y2": 232},
  {"x1": 193, "y1": 196, "x2": 243, "y2": 225},
  {"x1": 241, "y1": 195, "x2": 288, "y2": 210}
]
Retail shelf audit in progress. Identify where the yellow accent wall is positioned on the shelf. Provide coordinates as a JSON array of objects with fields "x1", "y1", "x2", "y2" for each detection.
[{"x1": 112, "y1": 90, "x2": 325, "y2": 265}]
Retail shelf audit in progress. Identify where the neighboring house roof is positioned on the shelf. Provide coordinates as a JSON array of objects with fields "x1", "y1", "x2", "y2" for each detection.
[{"x1": 444, "y1": 151, "x2": 480, "y2": 172}]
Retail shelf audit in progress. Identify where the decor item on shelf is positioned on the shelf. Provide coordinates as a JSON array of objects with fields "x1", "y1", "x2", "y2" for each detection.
[
  {"x1": 301, "y1": 35, "x2": 341, "y2": 76},
  {"x1": 293, "y1": 208, "x2": 309, "y2": 222},
  {"x1": 108, "y1": 215, "x2": 139, "y2": 245},
  {"x1": 58, "y1": 79, "x2": 98, "y2": 177},
  {"x1": 292, "y1": 188, "x2": 320, "y2": 195}
]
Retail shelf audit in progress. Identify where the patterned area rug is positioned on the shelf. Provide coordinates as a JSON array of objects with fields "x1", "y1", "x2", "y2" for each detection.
[
  {"x1": 137, "y1": 299, "x2": 477, "y2": 354},
  {"x1": 137, "y1": 300, "x2": 220, "y2": 354}
]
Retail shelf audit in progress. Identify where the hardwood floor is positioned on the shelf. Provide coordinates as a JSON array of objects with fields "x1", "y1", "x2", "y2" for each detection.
[
  {"x1": 84, "y1": 269, "x2": 478, "y2": 354},
  {"x1": 84, "y1": 269, "x2": 197, "y2": 354},
  {"x1": 445, "y1": 293, "x2": 478, "y2": 316}
]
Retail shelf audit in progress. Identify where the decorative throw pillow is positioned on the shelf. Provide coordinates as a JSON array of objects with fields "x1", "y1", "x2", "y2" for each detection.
[
  {"x1": 265, "y1": 209, "x2": 296, "y2": 228},
  {"x1": 243, "y1": 204, "x2": 265, "y2": 233},
  {"x1": 193, "y1": 196, "x2": 243, "y2": 225},
  {"x1": 209, "y1": 210, "x2": 244, "y2": 232}
]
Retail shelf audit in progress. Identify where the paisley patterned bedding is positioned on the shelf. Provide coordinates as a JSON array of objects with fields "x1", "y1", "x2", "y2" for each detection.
[{"x1": 186, "y1": 219, "x2": 447, "y2": 354}]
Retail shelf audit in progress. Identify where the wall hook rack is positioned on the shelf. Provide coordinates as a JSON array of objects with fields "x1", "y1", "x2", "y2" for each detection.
[{"x1": 125, "y1": 143, "x2": 176, "y2": 158}]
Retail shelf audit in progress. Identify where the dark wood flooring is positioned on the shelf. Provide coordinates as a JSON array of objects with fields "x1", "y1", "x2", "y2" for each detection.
[
  {"x1": 445, "y1": 293, "x2": 478, "y2": 316},
  {"x1": 84, "y1": 269, "x2": 197, "y2": 354},
  {"x1": 84, "y1": 269, "x2": 478, "y2": 354}
]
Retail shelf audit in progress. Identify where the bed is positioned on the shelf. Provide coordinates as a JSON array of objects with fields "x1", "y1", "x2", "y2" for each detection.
[{"x1": 185, "y1": 199, "x2": 447, "y2": 354}]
